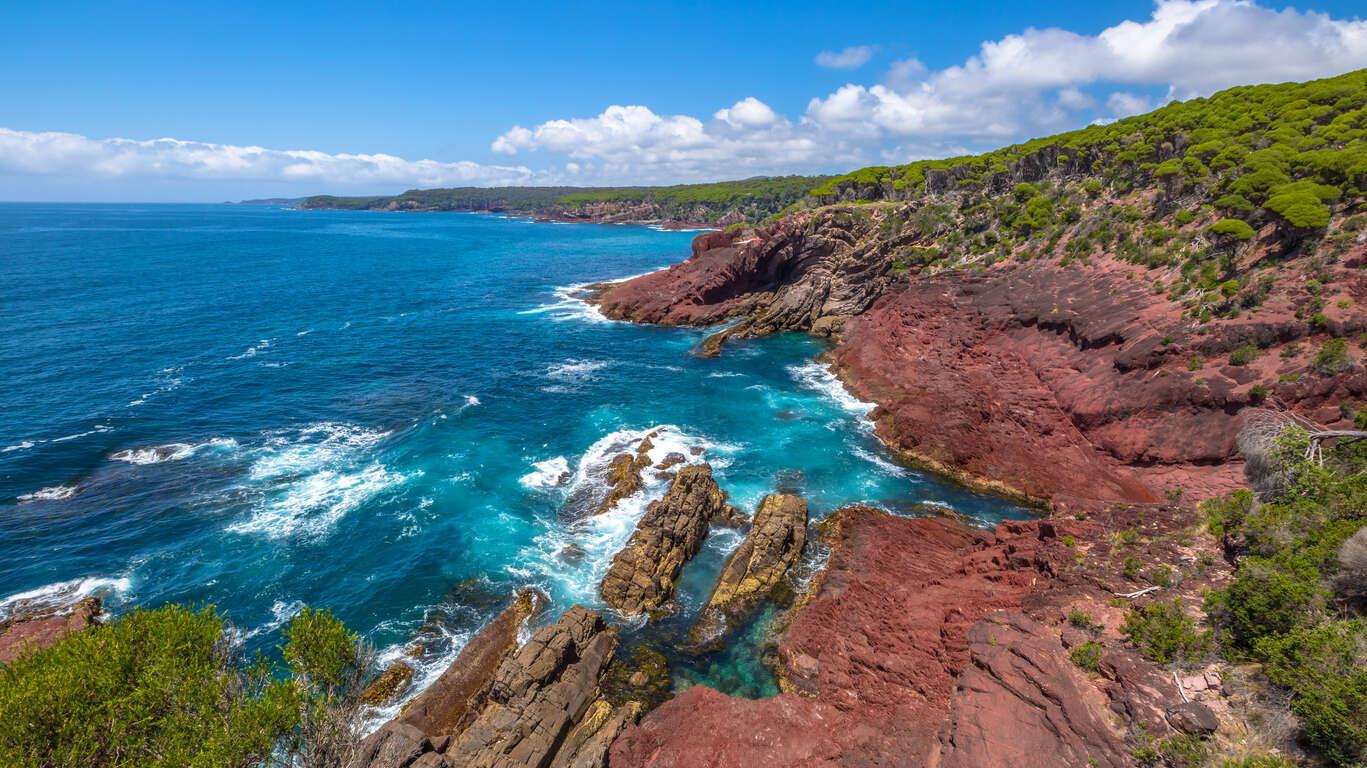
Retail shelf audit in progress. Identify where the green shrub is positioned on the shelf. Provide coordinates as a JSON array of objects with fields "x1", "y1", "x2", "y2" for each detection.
[
  {"x1": 1257, "y1": 620, "x2": 1367, "y2": 766},
  {"x1": 1120, "y1": 599, "x2": 1211, "y2": 664},
  {"x1": 1174, "y1": 210, "x2": 1196, "y2": 226},
  {"x1": 1312, "y1": 338, "x2": 1352, "y2": 375},
  {"x1": 1229, "y1": 344, "x2": 1260, "y2": 366},
  {"x1": 1069, "y1": 641, "x2": 1103, "y2": 673},
  {"x1": 1250, "y1": 384, "x2": 1269, "y2": 401},
  {"x1": 0, "y1": 603, "x2": 368, "y2": 768},
  {"x1": 1207, "y1": 554, "x2": 1324, "y2": 649},
  {"x1": 1123, "y1": 556, "x2": 1144, "y2": 580},
  {"x1": 1067, "y1": 607, "x2": 1094, "y2": 627}
]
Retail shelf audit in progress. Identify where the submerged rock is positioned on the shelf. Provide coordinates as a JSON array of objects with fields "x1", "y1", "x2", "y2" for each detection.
[
  {"x1": 688, "y1": 494, "x2": 808, "y2": 651},
  {"x1": 363, "y1": 660, "x2": 416, "y2": 707},
  {"x1": 599, "y1": 464, "x2": 727, "y2": 617},
  {"x1": 600, "y1": 645, "x2": 673, "y2": 713}
]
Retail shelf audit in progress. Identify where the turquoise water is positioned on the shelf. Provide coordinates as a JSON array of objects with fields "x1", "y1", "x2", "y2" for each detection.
[{"x1": 0, "y1": 203, "x2": 1027, "y2": 707}]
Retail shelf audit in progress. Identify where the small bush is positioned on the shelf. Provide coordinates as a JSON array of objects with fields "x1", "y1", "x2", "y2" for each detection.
[
  {"x1": 1257, "y1": 620, "x2": 1367, "y2": 766},
  {"x1": 1069, "y1": 641, "x2": 1103, "y2": 673},
  {"x1": 1210, "y1": 218, "x2": 1256, "y2": 240},
  {"x1": 1068, "y1": 607, "x2": 1094, "y2": 628},
  {"x1": 1230, "y1": 345, "x2": 1260, "y2": 366},
  {"x1": 1124, "y1": 556, "x2": 1144, "y2": 580},
  {"x1": 1120, "y1": 599, "x2": 1211, "y2": 664},
  {"x1": 1311, "y1": 338, "x2": 1352, "y2": 375}
]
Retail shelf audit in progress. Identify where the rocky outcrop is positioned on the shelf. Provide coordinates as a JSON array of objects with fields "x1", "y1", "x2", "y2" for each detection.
[
  {"x1": 395, "y1": 589, "x2": 546, "y2": 738},
  {"x1": 591, "y1": 212, "x2": 896, "y2": 342},
  {"x1": 562, "y1": 431, "x2": 658, "y2": 520},
  {"x1": 352, "y1": 604, "x2": 632, "y2": 768},
  {"x1": 599, "y1": 464, "x2": 727, "y2": 617},
  {"x1": 688, "y1": 494, "x2": 807, "y2": 650},
  {"x1": 590, "y1": 216, "x2": 1367, "y2": 505},
  {"x1": 829, "y1": 262, "x2": 1254, "y2": 504},
  {"x1": 932, "y1": 611, "x2": 1128, "y2": 768},
  {"x1": 447, "y1": 605, "x2": 626, "y2": 768},
  {"x1": 0, "y1": 596, "x2": 101, "y2": 665},
  {"x1": 609, "y1": 508, "x2": 1150, "y2": 767}
]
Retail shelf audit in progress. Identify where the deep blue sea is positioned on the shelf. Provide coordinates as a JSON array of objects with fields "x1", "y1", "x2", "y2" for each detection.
[{"x1": 0, "y1": 203, "x2": 1027, "y2": 707}]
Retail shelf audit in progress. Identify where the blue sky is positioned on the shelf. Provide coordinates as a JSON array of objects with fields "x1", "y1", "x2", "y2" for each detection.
[{"x1": 2, "y1": 0, "x2": 1366, "y2": 201}]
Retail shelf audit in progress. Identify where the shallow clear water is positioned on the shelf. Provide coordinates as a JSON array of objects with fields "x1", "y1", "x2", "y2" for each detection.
[{"x1": 0, "y1": 203, "x2": 1029, "y2": 707}]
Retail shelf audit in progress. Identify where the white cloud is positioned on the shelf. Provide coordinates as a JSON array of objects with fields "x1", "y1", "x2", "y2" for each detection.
[
  {"x1": 714, "y1": 97, "x2": 780, "y2": 128},
  {"x1": 488, "y1": 100, "x2": 867, "y2": 183},
  {"x1": 815, "y1": 45, "x2": 876, "y2": 69},
  {"x1": 0, "y1": 128, "x2": 540, "y2": 188},
  {"x1": 1106, "y1": 91, "x2": 1153, "y2": 118},
  {"x1": 1057, "y1": 87, "x2": 1096, "y2": 110},
  {"x1": 8, "y1": 0, "x2": 1367, "y2": 198},
  {"x1": 803, "y1": 0, "x2": 1367, "y2": 145},
  {"x1": 485, "y1": 0, "x2": 1367, "y2": 185}
]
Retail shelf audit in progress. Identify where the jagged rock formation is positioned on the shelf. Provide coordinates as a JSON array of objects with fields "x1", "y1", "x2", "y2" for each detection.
[
  {"x1": 396, "y1": 589, "x2": 546, "y2": 738},
  {"x1": 351, "y1": 603, "x2": 634, "y2": 768},
  {"x1": 447, "y1": 605, "x2": 625, "y2": 768},
  {"x1": 593, "y1": 215, "x2": 1367, "y2": 502},
  {"x1": 599, "y1": 464, "x2": 727, "y2": 616},
  {"x1": 590, "y1": 216, "x2": 896, "y2": 350},
  {"x1": 0, "y1": 596, "x2": 101, "y2": 665},
  {"x1": 688, "y1": 493, "x2": 807, "y2": 650}
]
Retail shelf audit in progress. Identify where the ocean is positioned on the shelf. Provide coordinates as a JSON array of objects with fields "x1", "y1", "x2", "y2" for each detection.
[{"x1": 0, "y1": 203, "x2": 1028, "y2": 708}]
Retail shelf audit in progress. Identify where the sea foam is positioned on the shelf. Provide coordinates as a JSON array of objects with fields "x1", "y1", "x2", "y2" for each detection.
[
  {"x1": 0, "y1": 576, "x2": 130, "y2": 622},
  {"x1": 227, "y1": 423, "x2": 412, "y2": 539},
  {"x1": 16, "y1": 484, "x2": 79, "y2": 503}
]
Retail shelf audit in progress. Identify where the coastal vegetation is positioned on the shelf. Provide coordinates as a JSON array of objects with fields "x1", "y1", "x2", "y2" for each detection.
[
  {"x1": 1199, "y1": 423, "x2": 1367, "y2": 767},
  {"x1": 299, "y1": 176, "x2": 829, "y2": 224},
  {"x1": 0, "y1": 604, "x2": 371, "y2": 768}
]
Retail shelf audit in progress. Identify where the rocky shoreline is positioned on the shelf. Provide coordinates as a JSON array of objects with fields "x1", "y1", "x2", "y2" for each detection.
[{"x1": 13, "y1": 210, "x2": 1361, "y2": 765}]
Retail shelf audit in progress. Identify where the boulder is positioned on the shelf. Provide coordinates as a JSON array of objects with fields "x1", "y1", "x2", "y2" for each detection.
[
  {"x1": 363, "y1": 660, "x2": 415, "y2": 707},
  {"x1": 688, "y1": 494, "x2": 808, "y2": 649},
  {"x1": 599, "y1": 464, "x2": 727, "y2": 616},
  {"x1": 347, "y1": 722, "x2": 435, "y2": 768},
  {"x1": 1166, "y1": 701, "x2": 1220, "y2": 735}
]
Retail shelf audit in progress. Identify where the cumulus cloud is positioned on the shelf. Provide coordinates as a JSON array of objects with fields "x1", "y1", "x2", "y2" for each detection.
[
  {"x1": 815, "y1": 45, "x2": 875, "y2": 69},
  {"x1": 0, "y1": 128, "x2": 540, "y2": 188},
  {"x1": 488, "y1": 99, "x2": 868, "y2": 183},
  {"x1": 803, "y1": 0, "x2": 1367, "y2": 144},
  {"x1": 486, "y1": 0, "x2": 1367, "y2": 184}
]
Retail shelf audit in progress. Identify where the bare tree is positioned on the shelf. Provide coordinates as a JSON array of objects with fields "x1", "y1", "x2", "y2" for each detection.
[{"x1": 1236, "y1": 408, "x2": 1367, "y2": 498}]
